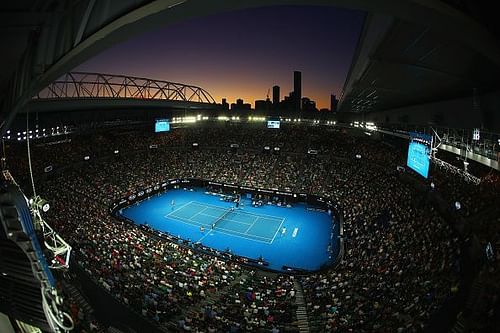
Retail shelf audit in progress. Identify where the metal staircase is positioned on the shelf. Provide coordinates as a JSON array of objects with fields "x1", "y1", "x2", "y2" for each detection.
[{"x1": 294, "y1": 280, "x2": 311, "y2": 333}]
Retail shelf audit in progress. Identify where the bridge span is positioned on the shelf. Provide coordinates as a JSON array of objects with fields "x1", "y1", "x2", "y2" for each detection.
[
  {"x1": 35, "y1": 72, "x2": 216, "y2": 104},
  {"x1": 27, "y1": 72, "x2": 219, "y2": 114}
]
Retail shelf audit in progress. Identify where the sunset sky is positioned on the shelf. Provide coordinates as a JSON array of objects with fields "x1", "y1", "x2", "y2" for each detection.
[{"x1": 74, "y1": 5, "x2": 365, "y2": 109}]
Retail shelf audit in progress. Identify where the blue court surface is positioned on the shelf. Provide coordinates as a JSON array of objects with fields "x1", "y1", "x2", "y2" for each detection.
[{"x1": 119, "y1": 188, "x2": 336, "y2": 271}]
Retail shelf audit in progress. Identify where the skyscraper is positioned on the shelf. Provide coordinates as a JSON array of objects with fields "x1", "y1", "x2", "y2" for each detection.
[
  {"x1": 222, "y1": 98, "x2": 229, "y2": 110},
  {"x1": 330, "y1": 94, "x2": 338, "y2": 112},
  {"x1": 272, "y1": 85, "x2": 280, "y2": 107},
  {"x1": 294, "y1": 71, "x2": 302, "y2": 111}
]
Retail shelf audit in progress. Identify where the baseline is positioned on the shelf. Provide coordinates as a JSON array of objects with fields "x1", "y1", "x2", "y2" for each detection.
[
  {"x1": 165, "y1": 201, "x2": 195, "y2": 218},
  {"x1": 189, "y1": 201, "x2": 284, "y2": 220},
  {"x1": 169, "y1": 213, "x2": 273, "y2": 244}
]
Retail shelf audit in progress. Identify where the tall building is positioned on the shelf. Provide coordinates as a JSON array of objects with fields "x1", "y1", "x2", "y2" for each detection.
[
  {"x1": 221, "y1": 98, "x2": 229, "y2": 110},
  {"x1": 272, "y1": 85, "x2": 280, "y2": 107},
  {"x1": 302, "y1": 97, "x2": 317, "y2": 112},
  {"x1": 255, "y1": 99, "x2": 272, "y2": 111},
  {"x1": 231, "y1": 98, "x2": 251, "y2": 111},
  {"x1": 294, "y1": 71, "x2": 302, "y2": 111},
  {"x1": 330, "y1": 94, "x2": 339, "y2": 112}
]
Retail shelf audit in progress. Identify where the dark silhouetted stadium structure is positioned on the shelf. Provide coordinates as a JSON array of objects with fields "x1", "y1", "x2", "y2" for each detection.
[{"x1": 0, "y1": 1, "x2": 499, "y2": 333}]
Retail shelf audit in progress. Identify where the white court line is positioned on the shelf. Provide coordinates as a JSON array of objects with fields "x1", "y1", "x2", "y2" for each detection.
[
  {"x1": 197, "y1": 207, "x2": 282, "y2": 227},
  {"x1": 165, "y1": 201, "x2": 194, "y2": 218},
  {"x1": 164, "y1": 201, "x2": 281, "y2": 244},
  {"x1": 244, "y1": 216, "x2": 260, "y2": 233},
  {"x1": 196, "y1": 212, "x2": 253, "y2": 226},
  {"x1": 169, "y1": 211, "x2": 254, "y2": 231},
  {"x1": 170, "y1": 214, "x2": 273, "y2": 244},
  {"x1": 189, "y1": 201, "x2": 219, "y2": 209},
  {"x1": 197, "y1": 229, "x2": 213, "y2": 243},
  {"x1": 188, "y1": 206, "x2": 209, "y2": 221},
  {"x1": 234, "y1": 209, "x2": 284, "y2": 220},
  {"x1": 213, "y1": 224, "x2": 273, "y2": 242},
  {"x1": 270, "y1": 217, "x2": 286, "y2": 244},
  {"x1": 210, "y1": 226, "x2": 272, "y2": 244},
  {"x1": 190, "y1": 201, "x2": 283, "y2": 220},
  {"x1": 168, "y1": 214, "x2": 208, "y2": 228}
]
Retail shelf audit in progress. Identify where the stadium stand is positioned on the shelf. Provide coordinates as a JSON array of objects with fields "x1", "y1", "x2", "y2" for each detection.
[{"x1": 4, "y1": 123, "x2": 498, "y2": 332}]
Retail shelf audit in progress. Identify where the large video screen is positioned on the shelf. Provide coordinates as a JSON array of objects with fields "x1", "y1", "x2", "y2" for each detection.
[
  {"x1": 267, "y1": 120, "x2": 280, "y2": 129},
  {"x1": 155, "y1": 119, "x2": 170, "y2": 133},
  {"x1": 407, "y1": 132, "x2": 432, "y2": 178}
]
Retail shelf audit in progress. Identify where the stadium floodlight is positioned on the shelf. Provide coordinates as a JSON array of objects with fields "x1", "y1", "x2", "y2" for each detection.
[
  {"x1": 472, "y1": 128, "x2": 480, "y2": 141},
  {"x1": 183, "y1": 116, "x2": 197, "y2": 123},
  {"x1": 30, "y1": 196, "x2": 49, "y2": 214}
]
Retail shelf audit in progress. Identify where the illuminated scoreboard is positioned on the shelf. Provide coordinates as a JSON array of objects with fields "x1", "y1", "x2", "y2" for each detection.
[
  {"x1": 407, "y1": 132, "x2": 432, "y2": 178},
  {"x1": 155, "y1": 119, "x2": 170, "y2": 133}
]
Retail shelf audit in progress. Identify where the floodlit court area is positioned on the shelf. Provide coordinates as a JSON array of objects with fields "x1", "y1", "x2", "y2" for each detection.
[
  {"x1": 120, "y1": 188, "x2": 337, "y2": 271},
  {"x1": 167, "y1": 201, "x2": 284, "y2": 244}
]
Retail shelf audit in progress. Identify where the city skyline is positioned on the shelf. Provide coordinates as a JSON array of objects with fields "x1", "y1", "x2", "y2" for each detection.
[{"x1": 74, "y1": 6, "x2": 365, "y2": 109}]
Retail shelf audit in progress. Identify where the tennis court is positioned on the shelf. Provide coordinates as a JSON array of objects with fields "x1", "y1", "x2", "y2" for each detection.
[
  {"x1": 166, "y1": 201, "x2": 284, "y2": 244},
  {"x1": 120, "y1": 188, "x2": 336, "y2": 272}
]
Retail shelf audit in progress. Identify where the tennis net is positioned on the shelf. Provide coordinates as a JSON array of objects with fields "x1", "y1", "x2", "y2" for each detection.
[{"x1": 212, "y1": 208, "x2": 233, "y2": 229}]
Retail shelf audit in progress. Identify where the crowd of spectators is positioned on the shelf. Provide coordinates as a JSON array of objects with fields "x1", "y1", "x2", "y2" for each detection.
[{"x1": 7, "y1": 123, "x2": 499, "y2": 332}]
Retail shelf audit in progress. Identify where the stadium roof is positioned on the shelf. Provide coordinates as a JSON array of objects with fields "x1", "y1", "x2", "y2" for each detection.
[
  {"x1": 1, "y1": 0, "x2": 499, "y2": 126},
  {"x1": 340, "y1": 6, "x2": 500, "y2": 112}
]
